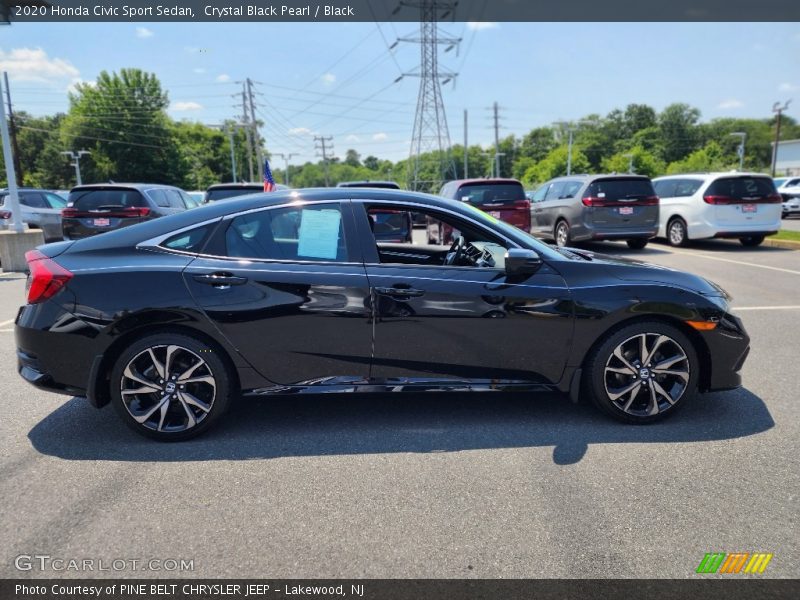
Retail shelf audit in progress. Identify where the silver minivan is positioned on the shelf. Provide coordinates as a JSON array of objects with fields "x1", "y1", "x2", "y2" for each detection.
[
  {"x1": 529, "y1": 174, "x2": 659, "y2": 249},
  {"x1": 0, "y1": 188, "x2": 67, "y2": 242}
]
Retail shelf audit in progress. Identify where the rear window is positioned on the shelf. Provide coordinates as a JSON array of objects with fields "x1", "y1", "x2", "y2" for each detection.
[
  {"x1": 161, "y1": 224, "x2": 213, "y2": 253},
  {"x1": 584, "y1": 178, "x2": 655, "y2": 200},
  {"x1": 456, "y1": 182, "x2": 525, "y2": 205},
  {"x1": 706, "y1": 177, "x2": 775, "y2": 200},
  {"x1": 68, "y1": 189, "x2": 147, "y2": 210},
  {"x1": 206, "y1": 187, "x2": 262, "y2": 201}
]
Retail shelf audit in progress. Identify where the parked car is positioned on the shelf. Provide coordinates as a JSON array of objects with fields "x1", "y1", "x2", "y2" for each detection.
[
  {"x1": 62, "y1": 184, "x2": 193, "y2": 241},
  {"x1": 204, "y1": 182, "x2": 288, "y2": 202},
  {"x1": 336, "y1": 181, "x2": 401, "y2": 189},
  {"x1": 0, "y1": 187, "x2": 67, "y2": 242},
  {"x1": 652, "y1": 173, "x2": 782, "y2": 246},
  {"x1": 431, "y1": 178, "x2": 530, "y2": 244},
  {"x1": 529, "y1": 175, "x2": 659, "y2": 249},
  {"x1": 17, "y1": 188, "x2": 749, "y2": 440},
  {"x1": 185, "y1": 191, "x2": 204, "y2": 208},
  {"x1": 774, "y1": 177, "x2": 800, "y2": 218}
]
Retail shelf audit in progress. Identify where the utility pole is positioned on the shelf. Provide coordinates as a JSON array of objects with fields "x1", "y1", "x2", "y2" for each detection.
[
  {"x1": 730, "y1": 132, "x2": 747, "y2": 171},
  {"x1": 274, "y1": 153, "x2": 298, "y2": 186},
  {"x1": 246, "y1": 78, "x2": 265, "y2": 181},
  {"x1": 463, "y1": 109, "x2": 468, "y2": 179},
  {"x1": 60, "y1": 150, "x2": 90, "y2": 186},
  {"x1": 0, "y1": 72, "x2": 23, "y2": 232},
  {"x1": 398, "y1": 0, "x2": 460, "y2": 191},
  {"x1": 491, "y1": 101, "x2": 501, "y2": 178},
  {"x1": 624, "y1": 153, "x2": 634, "y2": 174},
  {"x1": 241, "y1": 86, "x2": 254, "y2": 182},
  {"x1": 3, "y1": 72, "x2": 22, "y2": 185},
  {"x1": 226, "y1": 126, "x2": 238, "y2": 182},
  {"x1": 553, "y1": 119, "x2": 596, "y2": 177},
  {"x1": 771, "y1": 100, "x2": 792, "y2": 177},
  {"x1": 314, "y1": 136, "x2": 333, "y2": 187}
]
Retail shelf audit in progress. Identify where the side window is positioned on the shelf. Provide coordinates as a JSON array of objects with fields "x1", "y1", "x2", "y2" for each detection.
[
  {"x1": 544, "y1": 182, "x2": 565, "y2": 201},
  {"x1": 225, "y1": 203, "x2": 348, "y2": 262},
  {"x1": 673, "y1": 179, "x2": 702, "y2": 197},
  {"x1": 181, "y1": 191, "x2": 199, "y2": 208},
  {"x1": 531, "y1": 184, "x2": 548, "y2": 202},
  {"x1": 44, "y1": 193, "x2": 67, "y2": 209},
  {"x1": 19, "y1": 192, "x2": 48, "y2": 208},
  {"x1": 654, "y1": 180, "x2": 677, "y2": 198},
  {"x1": 147, "y1": 189, "x2": 170, "y2": 208},
  {"x1": 161, "y1": 224, "x2": 213, "y2": 253},
  {"x1": 560, "y1": 181, "x2": 582, "y2": 199},
  {"x1": 165, "y1": 189, "x2": 186, "y2": 208}
]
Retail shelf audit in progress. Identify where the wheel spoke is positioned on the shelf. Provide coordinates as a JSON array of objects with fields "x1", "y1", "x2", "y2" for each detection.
[
  {"x1": 177, "y1": 358, "x2": 204, "y2": 382},
  {"x1": 180, "y1": 375, "x2": 216, "y2": 389},
  {"x1": 147, "y1": 348, "x2": 166, "y2": 380},
  {"x1": 133, "y1": 393, "x2": 170, "y2": 424},
  {"x1": 122, "y1": 385, "x2": 161, "y2": 396},
  {"x1": 157, "y1": 397, "x2": 170, "y2": 431},
  {"x1": 647, "y1": 384, "x2": 659, "y2": 415},
  {"x1": 122, "y1": 365, "x2": 160, "y2": 391},
  {"x1": 179, "y1": 390, "x2": 211, "y2": 414},
  {"x1": 653, "y1": 368, "x2": 689, "y2": 383},
  {"x1": 653, "y1": 380, "x2": 676, "y2": 406},
  {"x1": 654, "y1": 353, "x2": 687, "y2": 371},
  {"x1": 621, "y1": 383, "x2": 642, "y2": 412},
  {"x1": 176, "y1": 394, "x2": 198, "y2": 428},
  {"x1": 608, "y1": 380, "x2": 642, "y2": 402},
  {"x1": 639, "y1": 334, "x2": 648, "y2": 365},
  {"x1": 644, "y1": 335, "x2": 670, "y2": 366},
  {"x1": 613, "y1": 346, "x2": 637, "y2": 373},
  {"x1": 606, "y1": 365, "x2": 635, "y2": 376},
  {"x1": 164, "y1": 345, "x2": 180, "y2": 379}
]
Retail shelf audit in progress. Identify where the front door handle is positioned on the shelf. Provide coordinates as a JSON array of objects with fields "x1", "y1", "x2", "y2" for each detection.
[
  {"x1": 375, "y1": 286, "x2": 425, "y2": 298},
  {"x1": 193, "y1": 272, "x2": 248, "y2": 287}
]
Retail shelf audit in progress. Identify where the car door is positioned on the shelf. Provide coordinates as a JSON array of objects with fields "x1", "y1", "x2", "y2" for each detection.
[
  {"x1": 354, "y1": 199, "x2": 573, "y2": 386},
  {"x1": 529, "y1": 183, "x2": 549, "y2": 234},
  {"x1": 183, "y1": 199, "x2": 374, "y2": 385}
]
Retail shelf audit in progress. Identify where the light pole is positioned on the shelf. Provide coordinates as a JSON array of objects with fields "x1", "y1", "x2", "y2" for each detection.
[
  {"x1": 554, "y1": 119, "x2": 597, "y2": 176},
  {"x1": 274, "y1": 153, "x2": 298, "y2": 187},
  {"x1": 61, "y1": 150, "x2": 90, "y2": 186},
  {"x1": 624, "y1": 153, "x2": 634, "y2": 174},
  {"x1": 0, "y1": 71, "x2": 23, "y2": 232},
  {"x1": 771, "y1": 100, "x2": 792, "y2": 177},
  {"x1": 729, "y1": 132, "x2": 746, "y2": 171}
]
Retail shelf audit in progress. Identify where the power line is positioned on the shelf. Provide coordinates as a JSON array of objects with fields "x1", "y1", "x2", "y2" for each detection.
[{"x1": 314, "y1": 135, "x2": 334, "y2": 186}]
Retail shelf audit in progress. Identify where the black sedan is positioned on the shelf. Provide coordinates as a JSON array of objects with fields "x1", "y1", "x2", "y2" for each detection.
[{"x1": 15, "y1": 189, "x2": 750, "y2": 440}]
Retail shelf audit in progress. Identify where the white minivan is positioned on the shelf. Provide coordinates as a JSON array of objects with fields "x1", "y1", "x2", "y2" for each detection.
[{"x1": 652, "y1": 173, "x2": 782, "y2": 247}]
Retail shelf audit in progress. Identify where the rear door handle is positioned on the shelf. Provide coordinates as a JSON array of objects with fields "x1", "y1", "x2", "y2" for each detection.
[
  {"x1": 375, "y1": 286, "x2": 425, "y2": 298},
  {"x1": 193, "y1": 272, "x2": 248, "y2": 287}
]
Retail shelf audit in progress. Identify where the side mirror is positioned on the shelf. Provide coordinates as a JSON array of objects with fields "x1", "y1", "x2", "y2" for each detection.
[{"x1": 505, "y1": 248, "x2": 542, "y2": 276}]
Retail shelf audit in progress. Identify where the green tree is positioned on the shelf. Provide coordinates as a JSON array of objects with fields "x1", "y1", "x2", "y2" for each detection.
[
  {"x1": 344, "y1": 149, "x2": 361, "y2": 167},
  {"x1": 666, "y1": 141, "x2": 729, "y2": 174},
  {"x1": 527, "y1": 145, "x2": 591, "y2": 184},
  {"x1": 659, "y1": 103, "x2": 702, "y2": 164},
  {"x1": 601, "y1": 146, "x2": 666, "y2": 178}
]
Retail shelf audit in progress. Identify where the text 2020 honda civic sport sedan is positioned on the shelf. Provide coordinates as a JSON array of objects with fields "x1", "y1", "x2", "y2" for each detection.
[{"x1": 15, "y1": 188, "x2": 750, "y2": 441}]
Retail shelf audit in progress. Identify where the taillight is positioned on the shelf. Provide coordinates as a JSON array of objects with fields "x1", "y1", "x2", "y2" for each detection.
[
  {"x1": 25, "y1": 250, "x2": 73, "y2": 304},
  {"x1": 0, "y1": 210, "x2": 11, "y2": 219},
  {"x1": 582, "y1": 196, "x2": 605, "y2": 207},
  {"x1": 704, "y1": 194, "x2": 783, "y2": 205},
  {"x1": 514, "y1": 199, "x2": 531, "y2": 210},
  {"x1": 703, "y1": 195, "x2": 734, "y2": 205},
  {"x1": 120, "y1": 207, "x2": 151, "y2": 217},
  {"x1": 583, "y1": 195, "x2": 659, "y2": 207},
  {"x1": 61, "y1": 207, "x2": 78, "y2": 217},
  {"x1": 61, "y1": 207, "x2": 151, "y2": 218},
  {"x1": 765, "y1": 193, "x2": 782, "y2": 204},
  {"x1": 638, "y1": 195, "x2": 660, "y2": 206}
]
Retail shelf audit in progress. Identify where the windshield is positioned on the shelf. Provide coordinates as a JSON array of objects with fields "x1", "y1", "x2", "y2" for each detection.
[
  {"x1": 205, "y1": 188, "x2": 263, "y2": 201},
  {"x1": 460, "y1": 203, "x2": 562, "y2": 260}
]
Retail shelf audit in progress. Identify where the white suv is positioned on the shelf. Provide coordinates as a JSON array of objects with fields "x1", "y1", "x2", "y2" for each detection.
[
  {"x1": 652, "y1": 173, "x2": 782, "y2": 247},
  {"x1": 775, "y1": 177, "x2": 800, "y2": 218}
]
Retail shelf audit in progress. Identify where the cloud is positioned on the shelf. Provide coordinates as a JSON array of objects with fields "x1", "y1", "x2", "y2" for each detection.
[
  {"x1": 0, "y1": 47, "x2": 79, "y2": 83},
  {"x1": 216, "y1": 73, "x2": 230, "y2": 82},
  {"x1": 779, "y1": 82, "x2": 799, "y2": 92},
  {"x1": 466, "y1": 22, "x2": 499, "y2": 31},
  {"x1": 346, "y1": 135, "x2": 361, "y2": 143},
  {"x1": 193, "y1": 68, "x2": 206, "y2": 74},
  {"x1": 170, "y1": 101, "x2": 203, "y2": 111},
  {"x1": 372, "y1": 132, "x2": 388, "y2": 141},
  {"x1": 321, "y1": 73, "x2": 336, "y2": 85},
  {"x1": 717, "y1": 99, "x2": 743, "y2": 110},
  {"x1": 135, "y1": 27, "x2": 154, "y2": 39},
  {"x1": 289, "y1": 127, "x2": 314, "y2": 136},
  {"x1": 66, "y1": 77, "x2": 95, "y2": 94}
]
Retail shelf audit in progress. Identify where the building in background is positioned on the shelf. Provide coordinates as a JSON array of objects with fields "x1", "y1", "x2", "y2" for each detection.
[{"x1": 774, "y1": 139, "x2": 800, "y2": 175}]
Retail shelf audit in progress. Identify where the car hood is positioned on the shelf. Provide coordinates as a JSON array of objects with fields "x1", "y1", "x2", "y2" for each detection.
[{"x1": 563, "y1": 247, "x2": 728, "y2": 298}]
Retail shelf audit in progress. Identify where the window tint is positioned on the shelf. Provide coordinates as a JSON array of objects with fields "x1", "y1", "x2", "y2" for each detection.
[
  {"x1": 544, "y1": 182, "x2": 565, "y2": 201},
  {"x1": 164, "y1": 189, "x2": 185, "y2": 208},
  {"x1": 69, "y1": 189, "x2": 147, "y2": 210},
  {"x1": 44, "y1": 192, "x2": 67, "y2": 209},
  {"x1": 673, "y1": 179, "x2": 703, "y2": 197},
  {"x1": 147, "y1": 189, "x2": 171, "y2": 208},
  {"x1": 560, "y1": 181, "x2": 582, "y2": 199},
  {"x1": 161, "y1": 225, "x2": 212, "y2": 253},
  {"x1": 787, "y1": 178, "x2": 800, "y2": 188},
  {"x1": 206, "y1": 187, "x2": 262, "y2": 201},
  {"x1": 456, "y1": 182, "x2": 525, "y2": 205},
  {"x1": 530, "y1": 184, "x2": 548, "y2": 202},
  {"x1": 225, "y1": 203, "x2": 347, "y2": 262},
  {"x1": 706, "y1": 176, "x2": 775, "y2": 200},
  {"x1": 182, "y1": 191, "x2": 200, "y2": 208},
  {"x1": 584, "y1": 178, "x2": 655, "y2": 200},
  {"x1": 653, "y1": 180, "x2": 677, "y2": 198},
  {"x1": 19, "y1": 192, "x2": 48, "y2": 208}
]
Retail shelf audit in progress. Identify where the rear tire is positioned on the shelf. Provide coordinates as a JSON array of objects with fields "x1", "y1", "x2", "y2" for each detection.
[
  {"x1": 739, "y1": 235, "x2": 765, "y2": 247},
  {"x1": 666, "y1": 217, "x2": 688, "y2": 247},
  {"x1": 554, "y1": 220, "x2": 570, "y2": 247},
  {"x1": 110, "y1": 333, "x2": 234, "y2": 441},
  {"x1": 626, "y1": 238, "x2": 648, "y2": 250},
  {"x1": 583, "y1": 321, "x2": 699, "y2": 424}
]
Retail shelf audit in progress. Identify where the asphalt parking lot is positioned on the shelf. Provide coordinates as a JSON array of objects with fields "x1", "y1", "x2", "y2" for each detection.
[{"x1": 0, "y1": 238, "x2": 797, "y2": 579}]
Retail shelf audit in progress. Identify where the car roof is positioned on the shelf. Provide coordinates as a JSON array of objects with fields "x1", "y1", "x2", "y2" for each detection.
[
  {"x1": 548, "y1": 174, "x2": 651, "y2": 183},
  {"x1": 336, "y1": 181, "x2": 400, "y2": 188},
  {"x1": 0, "y1": 187, "x2": 57, "y2": 193},
  {"x1": 653, "y1": 172, "x2": 771, "y2": 181},
  {"x1": 206, "y1": 182, "x2": 263, "y2": 190},
  {"x1": 69, "y1": 183, "x2": 179, "y2": 192},
  {"x1": 446, "y1": 178, "x2": 522, "y2": 186}
]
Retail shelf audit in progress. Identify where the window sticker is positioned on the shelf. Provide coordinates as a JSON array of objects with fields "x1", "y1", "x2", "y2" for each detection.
[{"x1": 297, "y1": 208, "x2": 342, "y2": 260}]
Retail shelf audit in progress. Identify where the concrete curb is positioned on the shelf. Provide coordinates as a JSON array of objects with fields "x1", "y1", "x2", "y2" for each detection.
[{"x1": 764, "y1": 238, "x2": 800, "y2": 250}]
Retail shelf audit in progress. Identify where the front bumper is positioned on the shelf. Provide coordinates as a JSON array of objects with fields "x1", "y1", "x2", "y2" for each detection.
[{"x1": 701, "y1": 312, "x2": 750, "y2": 392}]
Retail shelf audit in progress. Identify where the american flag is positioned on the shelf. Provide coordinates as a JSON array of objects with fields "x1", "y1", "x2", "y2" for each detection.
[{"x1": 263, "y1": 158, "x2": 276, "y2": 192}]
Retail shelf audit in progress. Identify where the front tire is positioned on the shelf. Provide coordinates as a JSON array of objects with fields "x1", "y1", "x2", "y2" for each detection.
[
  {"x1": 740, "y1": 235, "x2": 765, "y2": 247},
  {"x1": 110, "y1": 333, "x2": 234, "y2": 441},
  {"x1": 626, "y1": 238, "x2": 648, "y2": 250},
  {"x1": 584, "y1": 321, "x2": 699, "y2": 424}
]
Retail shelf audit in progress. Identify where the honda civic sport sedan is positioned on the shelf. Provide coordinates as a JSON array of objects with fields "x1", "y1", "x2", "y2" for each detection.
[{"x1": 15, "y1": 189, "x2": 750, "y2": 441}]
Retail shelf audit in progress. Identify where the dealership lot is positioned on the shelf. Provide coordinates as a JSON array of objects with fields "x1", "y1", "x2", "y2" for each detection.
[{"x1": 0, "y1": 240, "x2": 797, "y2": 578}]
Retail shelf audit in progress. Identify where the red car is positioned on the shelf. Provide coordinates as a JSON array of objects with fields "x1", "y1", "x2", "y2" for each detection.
[{"x1": 428, "y1": 178, "x2": 531, "y2": 244}]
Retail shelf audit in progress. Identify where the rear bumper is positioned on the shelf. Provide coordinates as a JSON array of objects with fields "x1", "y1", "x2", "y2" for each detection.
[
  {"x1": 17, "y1": 347, "x2": 86, "y2": 397},
  {"x1": 688, "y1": 217, "x2": 782, "y2": 240},
  {"x1": 575, "y1": 226, "x2": 658, "y2": 242},
  {"x1": 713, "y1": 230, "x2": 777, "y2": 239}
]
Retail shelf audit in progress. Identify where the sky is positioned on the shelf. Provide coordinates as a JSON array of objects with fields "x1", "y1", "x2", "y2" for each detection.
[{"x1": 1, "y1": 21, "x2": 798, "y2": 165}]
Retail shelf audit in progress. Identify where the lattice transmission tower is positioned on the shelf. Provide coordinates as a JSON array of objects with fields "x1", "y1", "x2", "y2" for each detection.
[{"x1": 398, "y1": 1, "x2": 460, "y2": 192}]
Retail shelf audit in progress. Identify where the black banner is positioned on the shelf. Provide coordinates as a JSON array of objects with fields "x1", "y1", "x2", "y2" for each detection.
[
  {"x1": 2, "y1": 580, "x2": 800, "y2": 600},
  {"x1": 2, "y1": 0, "x2": 800, "y2": 23}
]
